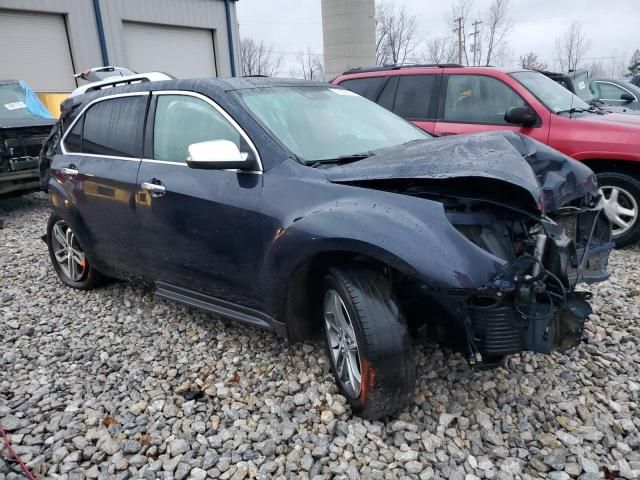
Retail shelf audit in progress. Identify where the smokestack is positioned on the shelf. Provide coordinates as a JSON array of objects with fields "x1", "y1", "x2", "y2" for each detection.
[{"x1": 321, "y1": 0, "x2": 376, "y2": 80}]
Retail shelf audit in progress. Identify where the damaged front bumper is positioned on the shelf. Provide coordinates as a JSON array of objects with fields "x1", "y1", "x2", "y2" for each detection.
[{"x1": 418, "y1": 205, "x2": 613, "y2": 367}]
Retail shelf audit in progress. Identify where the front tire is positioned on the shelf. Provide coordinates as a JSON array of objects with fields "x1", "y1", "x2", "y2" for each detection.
[
  {"x1": 322, "y1": 266, "x2": 415, "y2": 420},
  {"x1": 46, "y1": 214, "x2": 105, "y2": 289},
  {"x1": 597, "y1": 172, "x2": 640, "y2": 248}
]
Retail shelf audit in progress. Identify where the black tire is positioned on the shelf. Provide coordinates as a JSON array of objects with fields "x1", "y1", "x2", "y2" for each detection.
[
  {"x1": 597, "y1": 172, "x2": 640, "y2": 248},
  {"x1": 46, "y1": 213, "x2": 105, "y2": 289},
  {"x1": 322, "y1": 266, "x2": 415, "y2": 420}
]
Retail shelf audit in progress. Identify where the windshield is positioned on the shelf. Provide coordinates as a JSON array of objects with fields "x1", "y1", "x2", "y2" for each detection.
[
  {"x1": 0, "y1": 82, "x2": 53, "y2": 121},
  {"x1": 235, "y1": 86, "x2": 430, "y2": 163},
  {"x1": 571, "y1": 71, "x2": 597, "y2": 102},
  {"x1": 511, "y1": 71, "x2": 591, "y2": 113}
]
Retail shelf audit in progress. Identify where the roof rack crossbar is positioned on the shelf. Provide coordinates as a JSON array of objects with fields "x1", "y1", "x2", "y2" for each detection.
[{"x1": 342, "y1": 63, "x2": 463, "y2": 75}]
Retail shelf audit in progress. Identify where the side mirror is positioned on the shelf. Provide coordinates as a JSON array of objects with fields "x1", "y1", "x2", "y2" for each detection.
[
  {"x1": 187, "y1": 140, "x2": 252, "y2": 170},
  {"x1": 620, "y1": 92, "x2": 635, "y2": 103},
  {"x1": 504, "y1": 106, "x2": 537, "y2": 127}
]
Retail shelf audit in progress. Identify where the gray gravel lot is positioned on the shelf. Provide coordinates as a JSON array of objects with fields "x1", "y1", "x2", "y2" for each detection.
[{"x1": 1, "y1": 193, "x2": 639, "y2": 480}]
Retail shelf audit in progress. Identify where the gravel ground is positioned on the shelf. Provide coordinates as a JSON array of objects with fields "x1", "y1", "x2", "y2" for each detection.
[{"x1": 1, "y1": 193, "x2": 639, "y2": 480}]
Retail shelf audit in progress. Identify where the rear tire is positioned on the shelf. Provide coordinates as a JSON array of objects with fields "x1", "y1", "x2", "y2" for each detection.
[
  {"x1": 46, "y1": 214, "x2": 105, "y2": 290},
  {"x1": 322, "y1": 265, "x2": 415, "y2": 420},
  {"x1": 597, "y1": 172, "x2": 640, "y2": 248}
]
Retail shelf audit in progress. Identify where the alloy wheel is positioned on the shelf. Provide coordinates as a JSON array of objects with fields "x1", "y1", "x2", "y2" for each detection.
[
  {"x1": 51, "y1": 220, "x2": 86, "y2": 282},
  {"x1": 324, "y1": 289, "x2": 362, "y2": 398},
  {"x1": 600, "y1": 186, "x2": 638, "y2": 237}
]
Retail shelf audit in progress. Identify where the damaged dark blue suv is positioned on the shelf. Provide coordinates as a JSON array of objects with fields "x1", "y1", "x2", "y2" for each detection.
[{"x1": 42, "y1": 78, "x2": 612, "y2": 419}]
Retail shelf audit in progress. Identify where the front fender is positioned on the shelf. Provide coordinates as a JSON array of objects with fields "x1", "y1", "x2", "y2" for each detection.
[{"x1": 262, "y1": 188, "x2": 506, "y2": 317}]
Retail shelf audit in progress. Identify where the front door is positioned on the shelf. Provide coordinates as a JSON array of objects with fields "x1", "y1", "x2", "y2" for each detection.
[
  {"x1": 134, "y1": 92, "x2": 265, "y2": 310},
  {"x1": 434, "y1": 74, "x2": 550, "y2": 143},
  {"x1": 56, "y1": 93, "x2": 148, "y2": 275}
]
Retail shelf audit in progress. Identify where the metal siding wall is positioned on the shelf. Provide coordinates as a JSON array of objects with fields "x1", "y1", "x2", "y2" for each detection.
[
  {"x1": 97, "y1": 0, "x2": 236, "y2": 77},
  {"x1": 0, "y1": 0, "x2": 102, "y2": 90}
]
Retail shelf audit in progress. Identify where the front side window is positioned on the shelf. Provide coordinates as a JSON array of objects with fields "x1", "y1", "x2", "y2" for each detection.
[
  {"x1": 595, "y1": 82, "x2": 633, "y2": 101},
  {"x1": 444, "y1": 75, "x2": 526, "y2": 124},
  {"x1": 511, "y1": 71, "x2": 590, "y2": 114},
  {"x1": 393, "y1": 75, "x2": 436, "y2": 120},
  {"x1": 235, "y1": 86, "x2": 429, "y2": 163},
  {"x1": 82, "y1": 96, "x2": 147, "y2": 157},
  {"x1": 153, "y1": 95, "x2": 241, "y2": 163}
]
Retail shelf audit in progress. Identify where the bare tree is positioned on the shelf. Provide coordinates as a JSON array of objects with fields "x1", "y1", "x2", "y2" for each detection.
[
  {"x1": 294, "y1": 49, "x2": 325, "y2": 81},
  {"x1": 587, "y1": 61, "x2": 606, "y2": 77},
  {"x1": 519, "y1": 51, "x2": 548, "y2": 71},
  {"x1": 240, "y1": 38, "x2": 281, "y2": 77},
  {"x1": 375, "y1": 1, "x2": 419, "y2": 66},
  {"x1": 555, "y1": 22, "x2": 591, "y2": 72},
  {"x1": 483, "y1": 0, "x2": 512, "y2": 66},
  {"x1": 422, "y1": 36, "x2": 458, "y2": 64}
]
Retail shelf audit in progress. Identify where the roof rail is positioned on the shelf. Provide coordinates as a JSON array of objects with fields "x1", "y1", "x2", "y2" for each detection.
[
  {"x1": 342, "y1": 63, "x2": 463, "y2": 75},
  {"x1": 70, "y1": 72, "x2": 175, "y2": 97}
]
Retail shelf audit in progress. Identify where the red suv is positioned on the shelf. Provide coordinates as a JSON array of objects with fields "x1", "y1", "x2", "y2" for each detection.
[{"x1": 333, "y1": 65, "x2": 640, "y2": 247}]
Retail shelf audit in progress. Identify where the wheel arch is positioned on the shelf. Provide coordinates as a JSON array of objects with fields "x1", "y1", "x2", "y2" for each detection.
[
  {"x1": 275, "y1": 245, "x2": 419, "y2": 343},
  {"x1": 581, "y1": 158, "x2": 640, "y2": 179}
]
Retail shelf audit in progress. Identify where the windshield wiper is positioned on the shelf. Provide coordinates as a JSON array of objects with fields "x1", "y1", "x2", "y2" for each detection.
[
  {"x1": 556, "y1": 106, "x2": 599, "y2": 116},
  {"x1": 308, "y1": 152, "x2": 374, "y2": 168}
]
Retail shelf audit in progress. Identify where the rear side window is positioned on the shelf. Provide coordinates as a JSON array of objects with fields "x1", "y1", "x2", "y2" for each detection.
[
  {"x1": 393, "y1": 75, "x2": 436, "y2": 120},
  {"x1": 64, "y1": 116, "x2": 83, "y2": 153},
  {"x1": 81, "y1": 96, "x2": 147, "y2": 157},
  {"x1": 338, "y1": 77, "x2": 387, "y2": 101},
  {"x1": 153, "y1": 95, "x2": 241, "y2": 163}
]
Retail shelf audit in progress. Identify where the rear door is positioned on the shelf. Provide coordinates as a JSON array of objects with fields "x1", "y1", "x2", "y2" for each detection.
[
  {"x1": 434, "y1": 73, "x2": 549, "y2": 142},
  {"x1": 134, "y1": 91, "x2": 265, "y2": 310},
  {"x1": 58, "y1": 93, "x2": 148, "y2": 274}
]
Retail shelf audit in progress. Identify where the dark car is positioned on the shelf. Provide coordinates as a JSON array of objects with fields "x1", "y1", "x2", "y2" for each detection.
[
  {"x1": 44, "y1": 78, "x2": 612, "y2": 419},
  {"x1": 591, "y1": 78, "x2": 640, "y2": 111},
  {"x1": 1, "y1": 80, "x2": 56, "y2": 196},
  {"x1": 631, "y1": 74, "x2": 640, "y2": 87},
  {"x1": 539, "y1": 69, "x2": 639, "y2": 114}
]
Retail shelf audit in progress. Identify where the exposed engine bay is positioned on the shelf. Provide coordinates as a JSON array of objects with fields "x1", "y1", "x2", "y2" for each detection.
[
  {"x1": 326, "y1": 131, "x2": 614, "y2": 366},
  {"x1": 444, "y1": 194, "x2": 611, "y2": 362}
]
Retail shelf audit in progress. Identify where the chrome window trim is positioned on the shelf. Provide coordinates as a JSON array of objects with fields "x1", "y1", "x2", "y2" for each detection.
[
  {"x1": 60, "y1": 91, "x2": 150, "y2": 158},
  {"x1": 595, "y1": 80, "x2": 638, "y2": 102},
  {"x1": 152, "y1": 90, "x2": 263, "y2": 172}
]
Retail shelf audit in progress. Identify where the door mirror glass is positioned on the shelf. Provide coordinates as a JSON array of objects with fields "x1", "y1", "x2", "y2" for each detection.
[
  {"x1": 187, "y1": 140, "x2": 250, "y2": 170},
  {"x1": 504, "y1": 106, "x2": 537, "y2": 127},
  {"x1": 620, "y1": 92, "x2": 635, "y2": 102}
]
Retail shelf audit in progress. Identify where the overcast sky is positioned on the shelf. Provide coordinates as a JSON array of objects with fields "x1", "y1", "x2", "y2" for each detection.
[{"x1": 236, "y1": 0, "x2": 639, "y2": 76}]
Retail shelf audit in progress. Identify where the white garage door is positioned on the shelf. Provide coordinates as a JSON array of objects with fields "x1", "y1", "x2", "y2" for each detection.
[
  {"x1": 0, "y1": 9, "x2": 76, "y2": 91},
  {"x1": 124, "y1": 22, "x2": 217, "y2": 79}
]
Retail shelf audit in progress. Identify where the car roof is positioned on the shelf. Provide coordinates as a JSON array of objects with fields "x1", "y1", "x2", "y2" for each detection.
[
  {"x1": 60, "y1": 77, "x2": 332, "y2": 117},
  {"x1": 0, "y1": 79, "x2": 20, "y2": 86},
  {"x1": 337, "y1": 65, "x2": 528, "y2": 78}
]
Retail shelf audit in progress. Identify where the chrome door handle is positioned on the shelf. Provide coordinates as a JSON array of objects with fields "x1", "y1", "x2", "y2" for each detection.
[
  {"x1": 141, "y1": 181, "x2": 166, "y2": 195},
  {"x1": 61, "y1": 167, "x2": 79, "y2": 176}
]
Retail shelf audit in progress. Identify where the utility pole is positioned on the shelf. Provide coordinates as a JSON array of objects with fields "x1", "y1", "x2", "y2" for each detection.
[
  {"x1": 469, "y1": 20, "x2": 482, "y2": 66},
  {"x1": 453, "y1": 17, "x2": 463, "y2": 65}
]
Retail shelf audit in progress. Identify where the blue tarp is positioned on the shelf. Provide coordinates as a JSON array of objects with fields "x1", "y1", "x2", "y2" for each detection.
[{"x1": 18, "y1": 80, "x2": 53, "y2": 119}]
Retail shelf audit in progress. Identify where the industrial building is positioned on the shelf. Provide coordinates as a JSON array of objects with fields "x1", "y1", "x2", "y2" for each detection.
[{"x1": 0, "y1": 0, "x2": 240, "y2": 96}]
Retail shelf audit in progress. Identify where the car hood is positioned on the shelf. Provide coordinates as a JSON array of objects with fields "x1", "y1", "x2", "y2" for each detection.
[
  {"x1": 0, "y1": 117, "x2": 57, "y2": 129},
  {"x1": 326, "y1": 131, "x2": 598, "y2": 213},
  {"x1": 575, "y1": 111, "x2": 640, "y2": 126}
]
